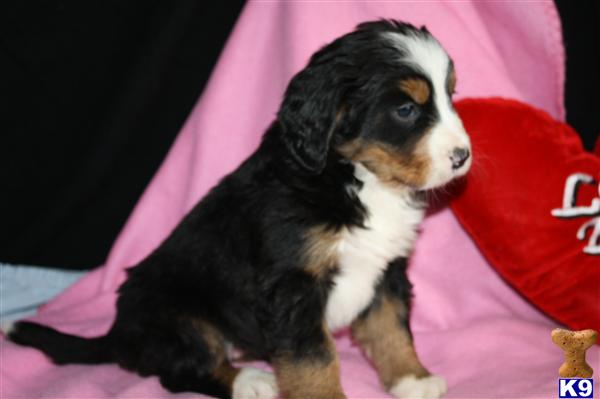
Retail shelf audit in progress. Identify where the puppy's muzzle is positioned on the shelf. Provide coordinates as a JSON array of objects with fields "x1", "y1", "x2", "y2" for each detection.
[{"x1": 450, "y1": 147, "x2": 470, "y2": 170}]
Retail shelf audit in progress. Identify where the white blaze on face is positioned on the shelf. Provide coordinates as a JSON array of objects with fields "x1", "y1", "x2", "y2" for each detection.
[{"x1": 385, "y1": 31, "x2": 472, "y2": 189}]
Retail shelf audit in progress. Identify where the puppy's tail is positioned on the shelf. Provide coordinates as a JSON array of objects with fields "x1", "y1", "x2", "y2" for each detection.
[{"x1": 8, "y1": 321, "x2": 114, "y2": 364}]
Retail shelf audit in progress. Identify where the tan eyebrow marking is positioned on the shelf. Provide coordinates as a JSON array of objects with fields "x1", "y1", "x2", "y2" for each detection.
[{"x1": 398, "y1": 78, "x2": 430, "y2": 105}]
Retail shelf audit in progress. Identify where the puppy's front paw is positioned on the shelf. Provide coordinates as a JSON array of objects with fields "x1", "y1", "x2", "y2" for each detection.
[
  {"x1": 389, "y1": 374, "x2": 447, "y2": 399},
  {"x1": 232, "y1": 367, "x2": 278, "y2": 399}
]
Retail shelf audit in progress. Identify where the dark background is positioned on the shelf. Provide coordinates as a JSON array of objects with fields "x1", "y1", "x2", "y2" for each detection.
[
  {"x1": 0, "y1": 1, "x2": 245, "y2": 269},
  {"x1": 555, "y1": 0, "x2": 600, "y2": 151},
  {"x1": 0, "y1": 1, "x2": 598, "y2": 269}
]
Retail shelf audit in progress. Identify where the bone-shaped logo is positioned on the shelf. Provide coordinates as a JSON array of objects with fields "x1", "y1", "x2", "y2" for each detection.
[{"x1": 551, "y1": 173, "x2": 600, "y2": 255}]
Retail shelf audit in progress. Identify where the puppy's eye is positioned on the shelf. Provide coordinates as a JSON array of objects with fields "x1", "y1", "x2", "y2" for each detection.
[{"x1": 395, "y1": 103, "x2": 418, "y2": 119}]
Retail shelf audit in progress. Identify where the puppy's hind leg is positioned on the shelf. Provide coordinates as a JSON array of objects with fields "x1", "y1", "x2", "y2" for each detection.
[
  {"x1": 158, "y1": 318, "x2": 278, "y2": 399},
  {"x1": 161, "y1": 362, "x2": 278, "y2": 399},
  {"x1": 230, "y1": 367, "x2": 278, "y2": 399},
  {"x1": 152, "y1": 318, "x2": 232, "y2": 398}
]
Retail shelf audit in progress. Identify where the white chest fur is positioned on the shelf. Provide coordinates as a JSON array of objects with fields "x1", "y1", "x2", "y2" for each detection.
[{"x1": 325, "y1": 163, "x2": 425, "y2": 331}]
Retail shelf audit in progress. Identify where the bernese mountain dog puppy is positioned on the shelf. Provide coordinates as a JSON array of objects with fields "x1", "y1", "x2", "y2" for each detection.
[{"x1": 10, "y1": 20, "x2": 471, "y2": 399}]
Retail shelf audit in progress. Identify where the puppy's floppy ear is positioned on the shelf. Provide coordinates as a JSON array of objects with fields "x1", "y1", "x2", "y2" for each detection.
[{"x1": 278, "y1": 60, "x2": 344, "y2": 174}]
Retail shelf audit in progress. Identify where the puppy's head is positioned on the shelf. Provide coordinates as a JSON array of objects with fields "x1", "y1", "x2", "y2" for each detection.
[{"x1": 278, "y1": 20, "x2": 471, "y2": 190}]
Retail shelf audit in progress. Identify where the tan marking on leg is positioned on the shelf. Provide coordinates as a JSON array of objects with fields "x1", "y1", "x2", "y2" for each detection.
[
  {"x1": 273, "y1": 331, "x2": 346, "y2": 399},
  {"x1": 338, "y1": 139, "x2": 431, "y2": 188},
  {"x1": 212, "y1": 361, "x2": 240, "y2": 388},
  {"x1": 352, "y1": 295, "x2": 429, "y2": 389},
  {"x1": 399, "y1": 78, "x2": 430, "y2": 104},
  {"x1": 191, "y1": 319, "x2": 227, "y2": 363},
  {"x1": 191, "y1": 318, "x2": 240, "y2": 390},
  {"x1": 302, "y1": 225, "x2": 341, "y2": 277}
]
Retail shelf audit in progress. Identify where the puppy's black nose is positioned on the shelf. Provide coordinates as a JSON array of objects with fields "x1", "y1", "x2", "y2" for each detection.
[{"x1": 450, "y1": 147, "x2": 470, "y2": 169}]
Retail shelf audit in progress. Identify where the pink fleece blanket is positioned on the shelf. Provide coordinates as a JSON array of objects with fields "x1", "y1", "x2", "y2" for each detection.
[{"x1": 4, "y1": 1, "x2": 597, "y2": 398}]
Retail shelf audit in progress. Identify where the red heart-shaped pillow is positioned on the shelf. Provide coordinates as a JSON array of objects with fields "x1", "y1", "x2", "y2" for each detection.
[{"x1": 451, "y1": 98, "x2": 599, "y2": 333}]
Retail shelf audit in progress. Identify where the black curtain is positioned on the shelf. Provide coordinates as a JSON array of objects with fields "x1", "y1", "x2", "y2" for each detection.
[
  {"x1": 0, "y1": 1, "x2": 245, "y2": 269},
  {"x1": 554, "y1": 0, "x2": 600, "y2": 151}
]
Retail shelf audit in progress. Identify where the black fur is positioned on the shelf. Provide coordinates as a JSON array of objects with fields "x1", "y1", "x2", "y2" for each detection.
[
  {"x1": 9, "y1": 20, "x2": 449, "y2": 398},
  {"x1": 9, "y1": 322, "x2": 113, "y2": 364},
  {"x1": 360, "y1": 258, "x2": 415, "y2": 335}
]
